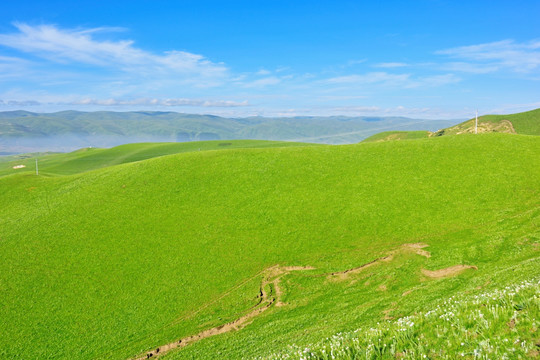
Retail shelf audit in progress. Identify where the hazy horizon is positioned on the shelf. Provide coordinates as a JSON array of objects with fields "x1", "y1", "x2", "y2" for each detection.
[{"x1": 0, "y1": 111, "x2": 460, "y2": 154}]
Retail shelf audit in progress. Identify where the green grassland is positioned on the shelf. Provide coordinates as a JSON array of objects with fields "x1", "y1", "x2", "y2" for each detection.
[
  {"x1": 434, "y1": 108, "x2": 540, "y2": 137},
  {"x1": 362, "y1": 108, "x2": 540, "y2": 143},
  {"x1": 0, "y1": 134, "x2": 539, "y2": 359},
  {"x1": 0, "y1": 140, "x2": 317, "y2": 177},
  {"x1": 263, "y1": 277, "x2": 540, "y2": 359},
  {"x1": 361, "y1": 130, "x2": 431, "y2": 143}
]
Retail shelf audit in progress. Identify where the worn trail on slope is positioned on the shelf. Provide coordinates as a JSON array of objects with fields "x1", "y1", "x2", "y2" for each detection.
[
  {"x1": 131, "y1": 243, "x2": 475, "y2": 359},
  {"x1": 133, "y1": 265, "x2": 314, "y2": 360}
]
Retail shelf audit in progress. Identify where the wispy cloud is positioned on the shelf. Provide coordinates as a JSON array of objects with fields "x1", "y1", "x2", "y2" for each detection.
[
  {"x1": 0, "y1": 97, "x2": 249, "y2": 107},
  {"x1": 440, "y1": 62, "x2": 499, "y2": 74},
  {"x1": 437, "y1": 39, "x2": 540, "y2": 74},
  {"x1": 0, "y1": 55, "x2": 32, "y2": 80},
  {"x1": 0, "y1": 99, "x2": 41, "y2": 106},
  {"x1": 324, "y1": 72, "x2": 459, "y2": 88},
  {"x1": 332, "y1": 105, "x2": 381, "y2": 113},
  {"x1": 325, "y1": 72, "x2": 411, "y2": 85},
  {"x1": 0, "y1": 23, "x2": 228, "y2": 80},
  {"x1": 373, "y1": 62, "x2": 408, "y2": 68},
  {"x1": 413, "y1": 74, "x2": 460, "y2": 87},
  {"x1": 242, "y1": 76, "x2": 282, "y2": 88},
  {"x1": 68, "y1": 98, "x2": 248, "y2": 107}
]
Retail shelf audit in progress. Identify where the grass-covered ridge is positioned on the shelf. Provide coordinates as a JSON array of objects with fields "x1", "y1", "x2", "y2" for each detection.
[
  {"x1": 0, "y1": 139, "x2": 318, "y2": 177},
  {"x1": 0, "y1": 133, "x2": 539, "y2": 359},
  {"x1": 361, "y1": 131, "x2": 430, "y2": 143},
  {"x1": 434, "y1": 108, "x2": 540, "y2": 136},
  {"x1": 361, "y1": 108, "x2": 539, "y2": 143}
]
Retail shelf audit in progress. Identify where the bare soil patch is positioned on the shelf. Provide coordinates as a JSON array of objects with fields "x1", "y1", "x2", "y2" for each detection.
[
  {"x1": 421, "y1": 265, "x2": 477, "y2": 279},
  {"x1": 132, "y1": 265, "x2": 312, "y2": 360},
  {"x1": 400, "y1": 243, "x2": 431, "y2": 258},
  {"x1": 130, "y1": 243, "x2": 475, "y2": 359}
]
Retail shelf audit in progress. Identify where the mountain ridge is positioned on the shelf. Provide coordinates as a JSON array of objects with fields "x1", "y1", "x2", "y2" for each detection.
[{"x1": 0, "y1": 110, "x2": 459, "y2": 153}]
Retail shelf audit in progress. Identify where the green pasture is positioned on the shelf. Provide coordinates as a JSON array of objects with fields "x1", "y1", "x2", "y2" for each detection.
[
  {"x1": 362, "y1": 108, "x2": 540, "y2": 144},
  {"x1": 480, "y1": 107, "x2": 540, "y2": 135},
  {"x1": 361, "y1": 130, "x2": 430, "y2": 143},
  {"x1": 0, "y1": 139, "x2": 317, "y2": 177},
  {"x1": 262, "y1": 274, "x2": 540, "y2": 359},
  {"x1": 438, "y1": 107, "x2": 540, "y2": 136},
  {"x1": 0, "y1": 133, "x2": 538, "y2": 359}
]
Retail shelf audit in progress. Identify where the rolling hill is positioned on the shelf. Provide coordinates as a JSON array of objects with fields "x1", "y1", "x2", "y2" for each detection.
[
  {"x1": 434, "y1": 107, "x2": 540, "y2": 136},
  {"x1": 0, "y1": 140, "x2": 318, "y2": 177},
  {"x1": 0, "y1": 133, "x2": 538, "y2": 359},
  {"x1": 362, "y1": 108, "x2": 540, "y2": 143}
]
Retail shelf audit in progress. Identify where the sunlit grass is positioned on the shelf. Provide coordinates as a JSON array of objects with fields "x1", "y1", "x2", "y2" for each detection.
[
  {"x1": 261, "y1": 277, "x2": 540, "y2": 359},
  {"x1": 0, "y1": 134, "x2": 538, "y2": 359}
]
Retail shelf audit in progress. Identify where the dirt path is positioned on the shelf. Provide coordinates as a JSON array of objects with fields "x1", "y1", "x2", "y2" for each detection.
[
  {"x1": 327, "y1": 243, "x2": 431, "y2": 280},
  {"x1": 130, "y1": 243, "x2": 472, "y2": 359},
  {"x1": 133, "y1": 265, "x2": 313, "y2": 360}
]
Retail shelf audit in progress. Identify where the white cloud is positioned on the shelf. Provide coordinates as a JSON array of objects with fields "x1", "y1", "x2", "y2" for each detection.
[
  {"x1": 317, "y1": 95, "x2": 368, "y2": 101},
  {"x1": 373, "y1": 62, "x2": 408, "y2": 68},
  {"x1": 332, "y1": 105, "x2": 381, "y2": 113},
  {"x1": 410, "y1": 74, "x2": 461, "y2": 88},
  {"x1": 66, "y1": 97, "x2": 249, "y2": 107},
  {"x1": 0, "y1": 23, "x2": 228, "y2": 80},
  {"x1": 437, "y1": 39, "x2": 540, "y2": 73},
  {"x1": 0, "y1": 99, "x2": 41, "y2": 106},
  {"x1": 346, "y1": 59, "x2": 367, "y2": 66},
  {"x1": 0, "y1": 55, "x2": 32, "y2": 79},
  {"x1": 242, "y1": 76, "x2": 282, "y2": 88},
  {"x1": 441, "y1": 62, "x2": 499, "y2": 74},
  {"x1": 324, "y1": 72, "x2": 459, "y2": 88},
  {"x1": 0, "y1": 97, "x2": 248, "y2": 107},
  {"x1": 326, "y1": 72, "x2": 411, "y2": 85}
]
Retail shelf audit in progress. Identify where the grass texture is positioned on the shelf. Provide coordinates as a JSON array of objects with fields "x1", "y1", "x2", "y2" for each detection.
[
  {"x1": 0, "y1": 139, "x2": 317, "y2": 177},
  {"x1": 0, "y1": 133, "x2": 538, "y2": 359}
]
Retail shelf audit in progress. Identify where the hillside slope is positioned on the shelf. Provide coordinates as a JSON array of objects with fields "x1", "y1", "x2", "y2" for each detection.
[
  {"x1": 0, "y1": 134, "x2": 538, "y2": 359},
  {"x1": 361, "y1": 130, "x2": 431, "y2": 143},
  {"x1": 0, "y1": 140, "x2": 318, "y2": 177},
  {"x1": 362, "y1": 108, "x2": 540, "y2": 143},
  {"x1": 434, "y1": 107, "x2": 540, "y2": 136}
]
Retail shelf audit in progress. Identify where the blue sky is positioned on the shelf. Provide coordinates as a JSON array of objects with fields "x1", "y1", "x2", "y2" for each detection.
[{"x1": 0, "y1": 0, "x2": 539, "y2": 118}]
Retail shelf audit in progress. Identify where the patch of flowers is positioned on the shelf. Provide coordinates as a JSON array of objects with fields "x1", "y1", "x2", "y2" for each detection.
[{"x1": 257, "y1": 278, "x2": 540, "y2": 359}]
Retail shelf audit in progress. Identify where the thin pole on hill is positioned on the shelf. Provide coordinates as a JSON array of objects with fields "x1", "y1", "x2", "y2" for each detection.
[
  {"x1": 36, "y1": 158, "x2": 38, "y2": 175},
  {"x1": 475, "y1": 110, "x2": 478, "y2": 134}
]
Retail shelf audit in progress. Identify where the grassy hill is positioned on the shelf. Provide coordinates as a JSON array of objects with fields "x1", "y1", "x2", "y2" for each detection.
[
  {"x1": 0, "y1": 140, "x2": 317, "y2": 177},
  {"x1": 0, "y1": 134, "x2": 538, "y2": 359},
  {"x1": 434, "y1": 108, "x2": 540, "y2": 136},
  {"x1": 362, "y1": 108, "x2": 540, "y2": 143},
  {"x1": 361, "y1": 130, "x2": 431, "y2": 143}
]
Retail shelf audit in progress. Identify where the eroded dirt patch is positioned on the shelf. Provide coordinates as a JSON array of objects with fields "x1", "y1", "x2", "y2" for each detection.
[
  {"x1": 133, "y1": 265, "x2": 312, "y2": 360},
  {"x1": 421, "y1": 265, "x2": 477, "y2": 279},
  {"x1": 130, "y1": 243, "x2": 474, "y2": 359},
  {"x1": 401, "y1": 243, "x2": 431, "y2": 258},
  {"x1": 329, "y1": 243, "x2": 430, "y2": 281}
]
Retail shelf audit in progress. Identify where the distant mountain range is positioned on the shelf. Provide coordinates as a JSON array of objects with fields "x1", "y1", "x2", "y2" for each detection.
[{"x1": 0, "y1": 110, "x2": 460, "y2": 154}]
